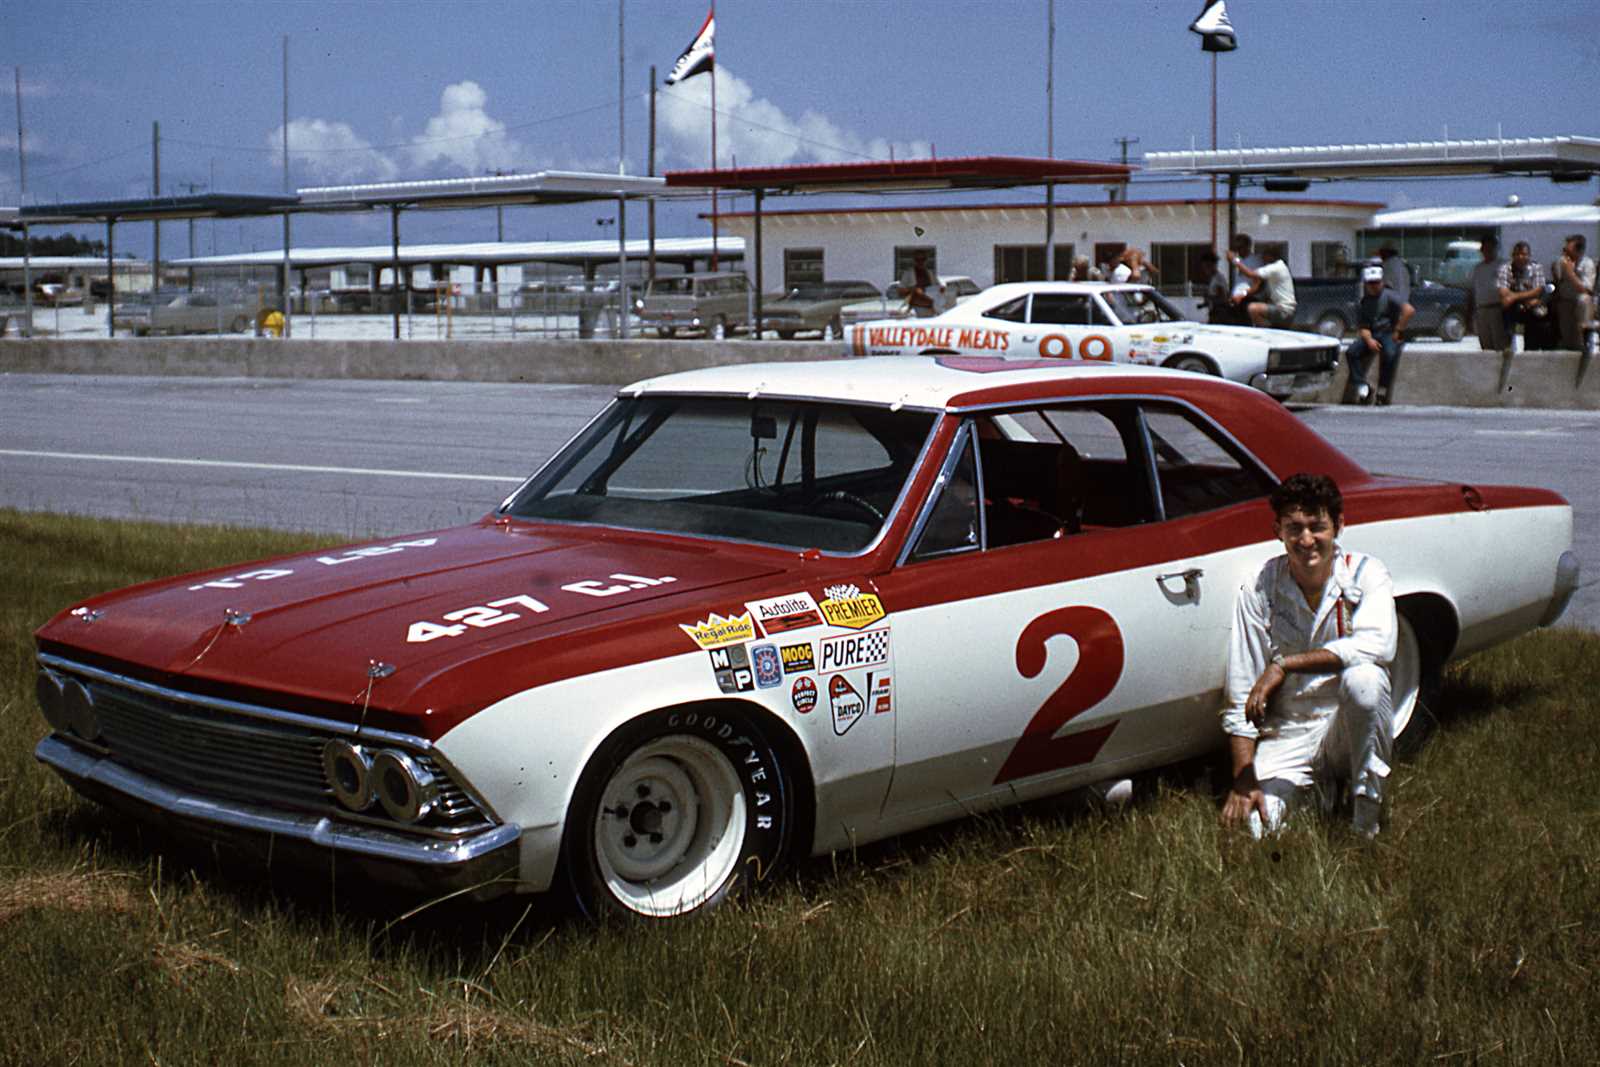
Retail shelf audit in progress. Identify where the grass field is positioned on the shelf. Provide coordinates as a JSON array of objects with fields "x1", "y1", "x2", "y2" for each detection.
[{"x1": 1, "y1": 509, "x2": 1595, "y2": 1065}]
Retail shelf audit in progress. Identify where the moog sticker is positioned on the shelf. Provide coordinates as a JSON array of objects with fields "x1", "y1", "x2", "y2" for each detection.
[
  {"x1": 680, "y1": 612, "x2": 756, "y2": 650},
  {"x1": 818, "y1": 583, "x2": 886, "y2": 630},
  {"x1": 745, "y1": 592, "x2": 824, "y2": 635},
  {"x1": 780, "y1": 641, "x2": 816, "y2": 674}
]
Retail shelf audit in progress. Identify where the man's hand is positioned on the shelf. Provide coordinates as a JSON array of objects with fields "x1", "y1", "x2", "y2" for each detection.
[
  {"x1": 1244, "y1": 661, "x2": 1285, "y2": 725},
  {"x1": 1365, "y1": 336, "x2": 1381, "y2": 353},
  {"x1": 1220, "y1": 783, "x2": 1269, "y2": 829}
]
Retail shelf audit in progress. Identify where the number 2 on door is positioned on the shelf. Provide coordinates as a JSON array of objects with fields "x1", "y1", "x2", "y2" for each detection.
[{"x1": 994, "y1": 605, "x2": 1124, "y2": 784}]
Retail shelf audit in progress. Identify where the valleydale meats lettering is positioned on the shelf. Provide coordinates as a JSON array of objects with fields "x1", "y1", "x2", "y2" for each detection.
[{"x1": 866, "y1": 325, "x2": 1010, "y2": 351}]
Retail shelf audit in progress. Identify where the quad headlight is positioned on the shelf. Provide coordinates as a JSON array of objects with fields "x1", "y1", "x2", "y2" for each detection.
[
  {"x1": 36, "y1": 669, "x2": 101, "y2": 741},
  {"x1": 322, "y1": 741, "x2": 438, "y2": 823}
]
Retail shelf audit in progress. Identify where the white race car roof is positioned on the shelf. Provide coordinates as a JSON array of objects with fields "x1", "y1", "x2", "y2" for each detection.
[{"x1": 621, "y1": 356, "x2": 1209, "y2": 410}]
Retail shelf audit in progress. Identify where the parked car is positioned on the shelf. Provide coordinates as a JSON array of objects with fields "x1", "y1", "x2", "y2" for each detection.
[
  {"x1": 839, "y1": 275, "x2": 981, "y2": 326},
  {"x1": 847, "y1": 281, "x2": 1341, "y2": 399},
  {"x1": 634, "y1": 271, "x2": 752, "y2": 338},
  {"x1": 113, "y1": 291, "x2": 256, "y2": 336},
  {"x1": 1292, "y1": 276, "x2": 1470, "y2": 342},
  {"x1": 759, "y1": 280, "x2": 880, "y2": 340},
  {"x1": 32, "y1": 358, "x2": 1578, "y2": 920},
  {"x1": 35, "y1": 282, "x2": 84, "y2": 306}
]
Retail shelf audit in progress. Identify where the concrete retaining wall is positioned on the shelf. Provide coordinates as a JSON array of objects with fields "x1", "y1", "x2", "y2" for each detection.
[{"x1": 2, "y1": 337, "x2": 1594, "y2": 408}]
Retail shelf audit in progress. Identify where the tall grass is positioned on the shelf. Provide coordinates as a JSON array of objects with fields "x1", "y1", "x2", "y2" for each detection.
[{"x1": 0, "y1": 509, "x2": 1595, "y2": 1064}]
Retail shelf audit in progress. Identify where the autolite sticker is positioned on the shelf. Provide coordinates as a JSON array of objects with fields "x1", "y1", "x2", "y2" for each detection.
[
  {"x1": 829, "y1": 674, "x2": 865, "y2": 735},
  {"x1": 791, "y1": 676, "x2": 817, "y2": 714},
  {"x1": 818, "y1": 583, "x2": 886, "y2": 630},
  {"x1": 819, "y1": 626, "x2": 890, "y2": 673},
  {"x1": 680, "y1": 612, "x2": 756, "y2": 650},
  {"x1": 745, "y1": 592, "x2": 824, "y2": 635}
]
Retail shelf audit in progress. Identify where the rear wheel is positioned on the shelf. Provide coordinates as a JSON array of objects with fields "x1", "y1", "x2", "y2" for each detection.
[
  {"x1": 776, "y1": 329, "x2": 796, "y2": 340},
  {"x1": 229, "y1": 315, "x2": 249, "y2": 333},
  {"x1": 563, "y1": 707, "x2": 794, "y2": 920},
  {"x1": 1436, "y1": 308, "x2": 1467, "y2": 343},
  {"x1": 657, "y1": 326, "x2": 677, "y2": 339},
  {"x1": 1316, "y1": 311, "x2": 1349, "y2": 338}
]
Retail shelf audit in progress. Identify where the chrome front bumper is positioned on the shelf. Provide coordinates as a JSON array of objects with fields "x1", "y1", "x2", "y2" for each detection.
[{"x1": 37, "y1": 734, "x2": 524, "y2": 898}]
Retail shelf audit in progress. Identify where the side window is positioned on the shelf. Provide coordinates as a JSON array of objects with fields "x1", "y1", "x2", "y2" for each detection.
[
  {"x1": 909, "y1": 431, "x2": 980, "y2": 561},
  {"x1": 1028, "y1": 293, "x2": 1093, "y2": 325},
  {"x1": 1141, "y1": 405, "x2": 1274, "y2": 519},
  {"x1": 982, "y1": 296, "x2": 1029, "y2": 323}
]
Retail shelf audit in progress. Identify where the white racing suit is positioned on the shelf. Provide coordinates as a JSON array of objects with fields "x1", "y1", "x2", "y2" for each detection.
[{"x1": 1221, "y1": 548, "x2": 1398, "y2": 837}]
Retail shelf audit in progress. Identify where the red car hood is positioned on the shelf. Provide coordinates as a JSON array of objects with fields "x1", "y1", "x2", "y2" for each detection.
[{"x1": 36, "y1": 519, "x2": 794, "y2": 735}]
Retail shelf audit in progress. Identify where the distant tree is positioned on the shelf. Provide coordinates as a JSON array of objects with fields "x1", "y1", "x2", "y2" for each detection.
[{"x1": 0, "y1": 233, "x2": 108, "y2": 257}]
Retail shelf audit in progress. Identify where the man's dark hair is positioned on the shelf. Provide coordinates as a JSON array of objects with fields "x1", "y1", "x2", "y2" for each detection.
[
  {"x1": 1230, "y1": 233, "x2": 1253, "y2": 255},
  {"x1": 1568, "y1": 234, "x2": 1587, "y2": 254},
  {"x1": 1481, "y1": 236, "x2": 1499, "y2": 255},
  {"x1": 1269, "y1": 473, "x2": 1343, "y2": 524},
  {"x1": 1512, "y1": 240, "x2": 1532, "y2": 255}
]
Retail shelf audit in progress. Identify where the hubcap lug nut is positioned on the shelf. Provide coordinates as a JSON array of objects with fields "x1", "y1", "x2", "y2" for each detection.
[{"x1": 623, "y1": 834, "x2": 637, "y2": 848}]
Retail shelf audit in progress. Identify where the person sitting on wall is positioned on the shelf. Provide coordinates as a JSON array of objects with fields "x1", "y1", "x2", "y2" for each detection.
[
  {"x1": 1498, "y1": 241, "x2": 1551, "y2": 349},
  {"x1": 1342, "y1": 265, "x2": 1414, "y2": 406}
]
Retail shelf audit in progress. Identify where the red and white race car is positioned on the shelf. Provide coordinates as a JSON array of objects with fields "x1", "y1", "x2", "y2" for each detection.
[
  {"x1": 847, "y1": 281, "x2": 1340, "y2": 399},
  {"x1": 33, "y1": 358, "x2": 1578, "y2": 919}
]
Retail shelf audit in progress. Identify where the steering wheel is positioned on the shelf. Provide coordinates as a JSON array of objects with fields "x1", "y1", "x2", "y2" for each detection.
[{"x1": 812, "y1": 490, "x2": 885, "y2": 525}]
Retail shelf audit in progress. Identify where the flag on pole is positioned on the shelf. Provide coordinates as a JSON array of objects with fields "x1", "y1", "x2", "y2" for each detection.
[
  {"x1": 1189, "y1": 0, "x2": 1237, "y2": 52},
  {"x1": 665, "y1": 10, "x2": 715, "y2": 84}
]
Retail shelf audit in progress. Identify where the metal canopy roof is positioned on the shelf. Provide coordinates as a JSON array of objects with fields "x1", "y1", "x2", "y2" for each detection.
[
  {"x1": 170, "y1": 235, "x2": 743, "y2": 269},
  {"x1": 663, "y1": 155, "x2": 1131, "y2": 195},
  {"x1": 1144, "y1": 136, "x2": 1600, "y2": 181},
  {"x1": 294, "y1": 170, "x2": 671, "y2": 212},
  {"x1": 18, "y1": 192, "x2": 300, "y2": 225}
]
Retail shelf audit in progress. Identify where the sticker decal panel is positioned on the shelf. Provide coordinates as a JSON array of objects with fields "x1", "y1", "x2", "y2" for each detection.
[
  {"x1": 779, "y1": 642, "x2": 815, "y2": 674},
  {"x1": 828, "y1": 674, "x2": 865, "y2": 735},
  {"x1": 791, "y1": 676, "x2": 818, "y2": 714},
  {"x1": 708, "y1": 645, "x2": 754, "y2": 693},
  {"x1": 680, "y1": 612, "x2": 757, "y2": 650},
  {"x1": 818, "y1": 583, "x2": 887, "y2": 630},
  {"x1": 745, "y1": 592, "x2": 824, "y2": 635},
  {"x1": 819, "y1": 627, "x2": 890, "y2": 673},
  {"x1": 751, "y1": 644, "x2": 783, "y2": 689}
]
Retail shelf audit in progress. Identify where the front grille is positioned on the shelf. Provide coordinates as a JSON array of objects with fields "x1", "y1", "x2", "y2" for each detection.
[
  {"x1": 1268, "y1": 344, "x2": 1338, "y2": 372},
  {"x1": 45, "y1": 659, "x2": 491, "y2": 839}
]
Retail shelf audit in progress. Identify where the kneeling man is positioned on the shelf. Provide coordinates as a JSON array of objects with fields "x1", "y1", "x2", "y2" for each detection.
[{"x1": 1220, "y1": 473, "x2": 1397, "y2": 838}]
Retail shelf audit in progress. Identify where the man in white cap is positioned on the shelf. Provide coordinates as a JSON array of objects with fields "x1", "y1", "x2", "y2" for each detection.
[{"x1": 1342, "y1": 264, "x2": 1414, "y2": 405}]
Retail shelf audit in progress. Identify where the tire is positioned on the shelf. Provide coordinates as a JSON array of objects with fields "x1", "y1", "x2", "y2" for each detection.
[
  {"x1": 776, "y1": 329, "x2": 796, "y2": 340},
  {"x1": 1436, "y1": 308, "x2": 1467, "y2": 343},
  {"x1": 1315, "y1": 312, "x2": 1349, "y2": 339},
  {"x1": 657, "y1": 326, "x2": 677, "y2": 339},
  {"x1": 709, "y1": 316, "x2": 728, "y2": 341},
  {"x1": 229, "y1": 315, "x2": 249, "y2": 333},
  {"x1": 1163, "y1": 353, "x2": 1218, "y2": 376},
  {"x1": 821, "y1": 317, "x2": 842, "y2": 343},
  {"x1": 563, "y1": 706, "x2": 794, "y2": 920},
  {"x1": 1390, "y1": 612, "x2": 1439, "y2": 758}
]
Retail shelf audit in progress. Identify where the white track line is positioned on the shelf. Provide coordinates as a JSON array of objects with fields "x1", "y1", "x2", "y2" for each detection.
[{"x1": 0, "y1": 449, "x2": 523, "y2": 483}]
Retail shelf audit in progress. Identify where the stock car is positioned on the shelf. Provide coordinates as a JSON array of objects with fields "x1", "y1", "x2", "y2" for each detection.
[
  {"x1": 847, "y1": 281, "x2": 1341, "y2": 400},
  {"x1": 32, "y1": 359, "x2": 1578, "y2": 920}
]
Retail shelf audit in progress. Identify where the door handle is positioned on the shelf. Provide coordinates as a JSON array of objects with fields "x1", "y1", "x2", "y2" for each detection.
[{"x1": 1155, "y1": 568, "x2": 1204, "y2": 602}]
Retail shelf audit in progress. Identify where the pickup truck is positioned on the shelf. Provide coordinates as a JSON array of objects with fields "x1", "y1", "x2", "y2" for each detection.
[{"x1": 1291, "y1": 276, "x2": 1469, "y2": 342}]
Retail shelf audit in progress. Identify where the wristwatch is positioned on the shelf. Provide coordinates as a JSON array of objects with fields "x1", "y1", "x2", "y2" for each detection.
[{"x1": 1270, "y1": 652, "x2": 1287, "y2": 670}]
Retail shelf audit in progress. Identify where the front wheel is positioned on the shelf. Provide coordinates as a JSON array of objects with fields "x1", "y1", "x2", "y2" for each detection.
[
  {"x1": 1316, "y1": 312, "x2": 1349, "y2": 339},
  {"x1": 1436, "y1": 309, "x2": 1467, "y2": 343},
  {"x1": 1390, "y1": 612, "x2": 1438, "y2": 758},
  {"x1": 821, "y1": 316, "x2": 842, "y2": 343},
  {"x1": 563, "y1": 707, "x2": 794, "y2": 920}
]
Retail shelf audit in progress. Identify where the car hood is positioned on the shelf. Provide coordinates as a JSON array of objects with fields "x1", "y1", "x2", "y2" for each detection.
[
  {"x1": 36, "y1": 519, "x2": 791, "y2": 733},
  {"x1": 1127, "y1": 322, "x2": 1332, "y2": 349}
]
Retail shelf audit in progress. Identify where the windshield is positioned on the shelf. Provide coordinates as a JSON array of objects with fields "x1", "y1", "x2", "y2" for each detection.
[
  {"x1": 504, "y1": 396, "x2": 937, "y2": 552},
  {"x1": 1101, "y1": 288, "x2": 1186, "y2": 326}
]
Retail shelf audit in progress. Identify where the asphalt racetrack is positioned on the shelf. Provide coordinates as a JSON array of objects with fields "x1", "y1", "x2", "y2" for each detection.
[{"x1": 1, "y1": 373, "x2": 1593, "y2": 632}]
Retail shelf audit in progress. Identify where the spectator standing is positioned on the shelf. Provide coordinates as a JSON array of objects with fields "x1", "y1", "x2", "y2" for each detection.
[
  {"x1": 1466, "y1": 237, "x2": 1508, "y2": 351},
  {"x1": 1498, "y1": 241, "x2": 1549, "y2": 346},
  {"x1": 1110, "y1": 248, "x2": 1159, "y2": 285},
  {"x1": 1343, "y1": 265, "x2": 1414, "y2": 406},
  {"x1": 1376, "y1": 244, "x2": 1411, "y2": 303},
  {"x1": 1200, "y1": 250, "x2": 1231, "y2": 323},
  {"x1": 901, "y1": 251, "x2": 936, "y2": 318},
  {"x1": 1069, "y1": 256, "x2": 1101, "y2": 282},
  {"x1": 1551, "y1": 234, "x2": 1595, "y2": 350},
  {"x1": 1228, "y1": 245, "x2": 1296, "y2": 327},
  {"x1": 1230, "y1": 232, "x2": 1265, "y2": 271}
]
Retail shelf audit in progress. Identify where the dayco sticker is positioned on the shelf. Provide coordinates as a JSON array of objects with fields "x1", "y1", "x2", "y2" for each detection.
[
  {"x1": 818, "y1": 583, "x2": 886, "y2": 630},
  {"x1": 680, "y1": 612, "x2": 756, "y2": 650},
  {"x1": 829, "y1": 674, "x2": 865, "y2": 735},
  {"x1": 819, "y1": 626, "x2": 890, "y2": 673},
  {"x1": 708, "y1": 645, "x2": 754, "y2": 693},
  {"x1": 791, "y1": 676, "x2": 818, "y2": 714},
  {"x1": 780, "y1": 641, "x2": 816, "y2": 674},
  {"x1": 870, "y1": 671, "x2": 893, "y2": 715},
  {"x1": 751, "y1": 643, "x2": 783, "y2": 689},
  {"x1": 745, "y1": 592, "x2": 824, "y2": 635}
]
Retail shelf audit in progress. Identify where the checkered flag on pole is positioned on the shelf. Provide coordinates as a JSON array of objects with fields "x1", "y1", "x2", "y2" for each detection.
[{"x1": 1189, "y1": 0, "x2": 1238, "y2": 52}]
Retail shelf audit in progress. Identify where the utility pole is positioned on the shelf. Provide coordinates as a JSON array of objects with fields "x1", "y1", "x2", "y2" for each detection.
[
  {"x1": 1044, "y1": 0, "x2": 1055, "y2": 280},
  {"x1": 1111, "y1": 136, "x2": 1139, "y2": 203},
  {"x1": 152, "y1": 121, "x2": 161, "y2": 295},
  {"x1": 648, "y1": 65, "x2": 657, "y2": 285},
  {"x1": 176, "y1": 180, "x2": 205, "y2": 287},
  {"x1": 15, "y1": 66, "x2": 32, "y2": 336},
  {"x1": 281, "y1": 34, "x2": 292, "y2": 337}
]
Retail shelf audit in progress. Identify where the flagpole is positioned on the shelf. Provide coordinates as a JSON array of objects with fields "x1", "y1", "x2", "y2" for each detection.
[
  {"x1": 1210, "y1": 51, "x2": 1217, "y2": 248},
  {"x1": 710, "y1": 2, "x2": 719, "y2": 272}
]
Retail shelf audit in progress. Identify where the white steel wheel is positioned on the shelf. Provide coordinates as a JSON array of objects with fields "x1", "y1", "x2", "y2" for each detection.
[
  {"x1": 1389, "y1": 612, "x2": 1437, "y2": 756},
  {"x1": 709, "y1": 316, "x2": 728, "y2": 341},
  {"x1": 593, "y1": 736, "x2": 744, "y2": 917},
  {"x1": 1165, "y1": 353, "x2": 1217, "y2": 376}
]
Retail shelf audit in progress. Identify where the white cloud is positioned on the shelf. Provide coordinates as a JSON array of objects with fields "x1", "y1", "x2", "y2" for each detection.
[
  {"x1": 659, "y1": 64, "x2": 930, "y2": 169},
  {"x1": 406, "y1": 80, "x2": 528, "y2": 174},
  {"x1": 273, "y1": 118, "x2": 399, "y2": 183}
]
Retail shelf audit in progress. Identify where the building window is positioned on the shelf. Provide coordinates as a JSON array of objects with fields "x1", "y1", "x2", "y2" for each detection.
[
  {"x1": 1150, "y1": 242, "x2": 1214, "y2": 295},
  {"x1": 784, "y1": 248, "x2": 824, "y2": 288},
  {"x1": 1311, "y1": 242, "x2": 1353, "y2": 278},
  {"x1": 992, "y1": 244, "x2": 1075, "y2": 284}
]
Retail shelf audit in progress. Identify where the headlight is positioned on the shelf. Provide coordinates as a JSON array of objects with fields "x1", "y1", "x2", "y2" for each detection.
[
  {"x1": 35, "y1": 669, "x2": 68, "y2": 733},
  {"x1": 322, "y1": 739, "x2": 374, "y2": 811},
  {"x1": 370, "y1": 750, "x2": 439, "y2": 824},
  {"x1": 62, "y1": 678, "x2": 100, "y2": 741}
]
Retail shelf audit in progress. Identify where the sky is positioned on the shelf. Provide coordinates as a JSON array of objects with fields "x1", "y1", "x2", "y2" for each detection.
[{"x1": 3, "y1": 0, "x2": 1597, "y2": 258}]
